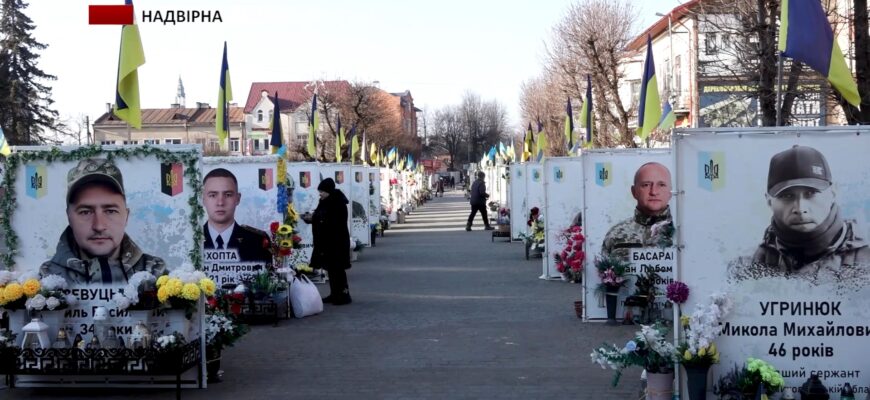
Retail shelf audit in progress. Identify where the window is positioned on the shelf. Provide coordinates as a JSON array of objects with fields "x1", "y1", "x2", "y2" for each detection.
[
  {"x1": 123, "y1": 140, "x2": 139, "y2": 145},
  {"x1": 143, "y1": 139, "x2": 160, "y2": 145},
  {"x1": 253, "y1": 139, "x2": 261, "y2": 151},
  {"x1": 262, "y1": 139, "x2": 270, "y2": 151},
  {"x1": 269, "y1": 111, "x2": 273, "y2": 124},
  {"x1": 257, "y1": 110, "x2": 263, "y2": 122},
  {"x1": 164, "y1": 138, "x2": 182, "y2": 145},
  {"x1": 674, "y1": 56, "x2": 682, "y2": 94},
  {"x1": 295, "y1": 121, "x2": 307, "y2": 134},
  {"x1": 230, "y1": 138, "x2": 240, "y2": 152},
  {"x1": 705, "y1": 33, "x2": 719, "y2": 55},
  {"x1": 100, "y1": 140, "x2": 116, "y2": 146},
  {"x1": 629, "y1": 80, "x2": 641, "y2": 107}
]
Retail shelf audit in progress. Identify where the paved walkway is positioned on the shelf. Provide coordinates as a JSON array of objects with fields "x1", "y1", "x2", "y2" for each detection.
[{"x1": 6, "y1": 191, "x2": 642, "y2": 399}]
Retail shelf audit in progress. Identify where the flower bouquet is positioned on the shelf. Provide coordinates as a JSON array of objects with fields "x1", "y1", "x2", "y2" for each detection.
[
  {"x1": 112, "y1": 271, "x2": 161, "y2": 311},
  {"x1": 243, "y1": 270, "x2": 288, "y2": 300},
  {"x1": 590, "y1": 323, "x2": 679, "y2": 386},
  {"x1": 156, "y1": 267, "x2": 217, "y2": 319},
  {"x1": 0, "y1": 272, "x2": 77, "y2": 311},
  {"x1": 205, "y1": 311, "x2": 248, "y2": 352},
  {"x1": 496, "y1": 207, "x2": 510, "y2": 225},
  {"x1": 594, "y1": 255, "x2": 629, "y2": 293},
  {"x1": 270, "y1": 220, "x2": 303, "y2": 268},
  {"x1": 678, "y1": 292, "x2": 733, "y2": 368},
  {"x1": 555, "y1": 225, "x2": 585, "y2": 283},
  {"x1": 713, "y1": 358, "x2": 785, "y2": 399}
]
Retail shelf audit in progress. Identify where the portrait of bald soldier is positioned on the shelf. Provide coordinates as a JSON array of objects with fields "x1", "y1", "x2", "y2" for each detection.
[
  {"x1": 601, "y1": 162, "x2": 674, "y2": 261},
  {"x1": 202, "y1": 168, "x2": 272, "y2": 265},
  {"x1": 41, "y1": 158, "x2": 166, "y2": 285},
  {"x1": 732, "y1": 145, "x2": 870, "y2": 285}
]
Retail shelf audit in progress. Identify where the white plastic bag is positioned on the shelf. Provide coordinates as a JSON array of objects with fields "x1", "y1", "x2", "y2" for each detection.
[{"x1": 289, "y1": 275, "x2": 323, "y2": 318}]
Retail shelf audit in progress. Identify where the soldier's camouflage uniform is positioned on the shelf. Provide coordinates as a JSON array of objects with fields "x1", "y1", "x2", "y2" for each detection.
[{"x1": 601, "y1": 207, "x2": 674, "y2": 261}]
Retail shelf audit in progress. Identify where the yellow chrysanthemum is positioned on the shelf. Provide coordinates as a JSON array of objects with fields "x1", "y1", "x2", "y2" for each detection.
[
  {"x1": 279, "y1": 239, "x2": 293, "y2": 249},
  {"x1": 181, "y1": 283, "x2": 201, "y2": 301},
  {"x1": 4, "y1": 283, "x2": 23, "y2": 302},
  {"x1": 683, "y1": 350, "x2": 692, "y2": 361},
  {"x1": 156, "y1": 275, "x2": 169, "y2": 287},
  {"x1": 0, "y1": 287, "x2": 7, "y2": 305},
  {"x1": 157, "y1": 286, "x2": 170, "y2": 303},
  {"x1": 277, "y1": 224, "x2": 293, "y2": 235},
  {"x1": 199, "y1": 278, "x2": 216, "y2": 296},
  {"x1": 166, "y1": 278, "x2": 183, "y2": 296},
  {"x1": 22, "y1": 279, "x2": 41, "y2": 297}
]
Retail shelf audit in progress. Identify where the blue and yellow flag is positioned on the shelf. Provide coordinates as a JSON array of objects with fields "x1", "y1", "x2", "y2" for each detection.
[
  {"x1": 579, "y1": 74, "x2": 594, "y2": 146},
  {"x1": 658, "y1": 101, "x2": 676, "y2": 132},
  {"x1": 349, "y1": 125, "x2": 360, "y2": 164},
  {"x1": 369, "y1": 142, "x2": 378, "y2": 166},
  {"x1": 522, "y1": 123, "x2": 534, "y2": 162},
  {"x1": 565, "y1": 98, "x2": 575, "y2": 153},
  {"x1": 216, "y1": 41, "x2": 232, "y2": 146},
  {"x1": 334, "y1": 115, "x2": 344, "y2": 162},
  {"x1": 536, "y1": 127, "x2": 547, "y2": 163},
  {"x1": 307, "y1": 94, "x2": 319, "y2": 159},
  {"x1": 113, "y1": 0, "x2": 145, "y2": 129},
  {"x1": 779, "y1": 0, "x2": 860, "y2": 107},
  {"x1": 269, "y1": 91, "x2": 284, "y2": 155},
  {"x1": 637, "y1": 34, "x2": 661, "y2": 141},
  {"x1": 0, "y1": 126, "x2": 10, "y2": 156}
]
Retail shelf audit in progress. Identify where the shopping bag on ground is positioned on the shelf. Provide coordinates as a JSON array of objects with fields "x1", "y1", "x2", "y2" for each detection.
[{"x1": 289, "y1": 274, "x2": 323, "y2": 318}]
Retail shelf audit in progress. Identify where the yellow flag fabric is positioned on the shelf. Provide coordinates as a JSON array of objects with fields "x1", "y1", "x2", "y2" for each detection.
[{"x1": 113, "y1": 19, "x2": 145, "y2": 129}]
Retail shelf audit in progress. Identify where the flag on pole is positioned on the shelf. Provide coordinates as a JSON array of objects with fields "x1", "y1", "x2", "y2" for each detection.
[
  {"x1": 334, "y1": 115, "x2": 344, "y2": 162},
  {"x1": 564, "y1": 98, "x2": 575, "y2": 153},
  {"x1": 637, "y1": 34, "x2": 661, "y2": 141},
  {"x1": 113, "y1": 0, "x2": 145, "y2": 129},
  {"x1": 0, "y1": 126, "x2": 10, "y2": 156},
  {"x1": 349, "y1": 125, "x2": 360, "y2": 164},
  {"x1": 523, "y1": 122, "x2": 534, "y2": 162},
  {"x1": 307, "y1": 94, "x2": 319, "y2": 159},
  {"x1": 579, "y1": 74, "x2": 594, "y2": 146},
  {"x1": 658, "y1": 101, "x2": 676, "y2": 132},
  {"x1": 779, "y1": 0, "x2": 860, "y2": 107},
  {"x1": 269, "y1": 92, "x2": 284, "y2": 155},
  {"x1": 536, "y1": 132, "x2": 547, "y2": 162},
  {"x1": 370, "y1": 143, "x2": 378, "y2": 165},
  {"x1": 216, "y1": 41, "x2": 232, "y2": 146}
]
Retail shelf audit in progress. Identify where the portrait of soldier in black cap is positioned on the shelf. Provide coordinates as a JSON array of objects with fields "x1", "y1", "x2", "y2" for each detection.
[
  {"x1": 202, "y1": 168, "x2": 272, "y2": 265},
  {"x1": 729, "y1": 145, "x2": 870, "y2": 287},
  {"x1": 40, "y1": 158, "x2": 166, "y2": 285}
]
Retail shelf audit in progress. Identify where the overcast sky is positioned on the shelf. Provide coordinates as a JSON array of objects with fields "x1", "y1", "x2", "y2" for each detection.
[{"x1": 25, "y1": 0, "x2": 683, "y2": 133}]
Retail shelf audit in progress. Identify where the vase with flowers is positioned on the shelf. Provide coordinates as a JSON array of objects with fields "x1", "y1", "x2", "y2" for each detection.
[
  {"x1": 713, "y1": 358, "x2": 785, "y2": 400},
  {"x1": 678, "y1": 292, "x2": 733, "y2": 400},
  {"x1": 595, "y1": 255, "x2": 629, "y2": 325},
  {"x1": 590, "y1": 323, "x2": 679, "y2": 399},
  {"x1": 155, "y1": 266, "x2": 217, "y2": 319},
  {"x1": 204, "y1": 291, "x2": 249, "y2": 383},
  {"x1": 554, "y1": 225, "x2": 585, "y2": 283}
]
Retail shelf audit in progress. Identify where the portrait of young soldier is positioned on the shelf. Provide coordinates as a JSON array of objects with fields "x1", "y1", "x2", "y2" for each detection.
[
  {"x1": 601, "y1": 162, "x2": 674, "y2": 261},
  {"x1": 40, "y1": 158, "x2": 166, "y2": 285},
  {"x1": 202, "y1": 168, "x2": 272, "y2": 265},
  {"x1": 729, "y1": 145, "x2": 870, "y2": 286}
]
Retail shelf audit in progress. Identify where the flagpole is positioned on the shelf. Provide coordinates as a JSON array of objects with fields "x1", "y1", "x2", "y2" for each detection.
[{"x1": 776, "y1": 52, "x2": 783, "y2": 127}]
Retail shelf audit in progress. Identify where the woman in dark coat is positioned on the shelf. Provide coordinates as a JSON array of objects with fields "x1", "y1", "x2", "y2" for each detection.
[{"x1": 303, "y1": 178, "x2": 352, "y2": 305}]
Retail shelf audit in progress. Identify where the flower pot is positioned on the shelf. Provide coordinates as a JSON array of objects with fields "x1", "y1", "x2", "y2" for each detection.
[
  {"x1": 605, "y1": 286, "x2": 619, "y2": 325},
  {"x1": 684, "y1": 364, "x2": 711, "y2": 400},
  {"x1": 573, "y1": 301, "x2": 583, "y2": 319},
  {"x1": 646, "y1": 371, "x2": 674, "y2": 400}
]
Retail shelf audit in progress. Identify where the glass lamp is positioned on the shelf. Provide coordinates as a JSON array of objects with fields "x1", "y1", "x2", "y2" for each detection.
[{"x1": 21, "y1": 318, "x2": 50, "y2": 349}]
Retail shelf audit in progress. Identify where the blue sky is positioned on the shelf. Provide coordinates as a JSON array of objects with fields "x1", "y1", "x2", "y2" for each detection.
[{"x1": 25, "y1": 0, "x2": 683, "y2": 133}]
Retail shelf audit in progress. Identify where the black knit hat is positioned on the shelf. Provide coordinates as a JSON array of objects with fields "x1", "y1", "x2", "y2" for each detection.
[{"x1": 317, "y1": 177, "x2": 336, "y2": 193}]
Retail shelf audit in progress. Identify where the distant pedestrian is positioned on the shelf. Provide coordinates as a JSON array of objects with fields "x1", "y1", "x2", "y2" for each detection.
[
  {"x1": 449, "y1": 176, "x2": 455, "y2": 189},
  {"x1": 466, "y1": 171, "x2": 493, "y2": 231},
  {"x1": 436, "y1": 179, "x2": 444, "y2": 197},
  {"x1": 302, "y1": 178, "x2": 352, "y2": 305}
]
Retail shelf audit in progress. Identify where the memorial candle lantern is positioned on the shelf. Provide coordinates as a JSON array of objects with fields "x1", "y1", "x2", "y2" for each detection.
[{"x1": 20, "y1": 318, "x2": 50, "y2": 349}]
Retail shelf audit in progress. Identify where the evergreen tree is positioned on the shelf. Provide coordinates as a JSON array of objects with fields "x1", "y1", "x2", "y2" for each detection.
[{"x1": 0, "y1": 0, "x2": 58, "y2": 145}]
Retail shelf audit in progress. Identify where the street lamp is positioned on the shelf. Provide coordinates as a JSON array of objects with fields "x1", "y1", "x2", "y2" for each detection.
[{"x1": 655, "y1": 12, "x2": 674, "y2": 101}]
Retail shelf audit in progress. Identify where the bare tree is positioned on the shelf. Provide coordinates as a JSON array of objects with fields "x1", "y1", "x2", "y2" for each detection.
[
  {"x1": 431, "y1": 106, "x2": 465, "y2": 170},
  {"x1": 457, "y1": 91, "x2": 509, "y2": 161},
  {"x1": 519, "y1": 74, "x2": 572, "y2": 156},
  {"x1": 546, "y1": 0, "x2": 637, "y2": 147}
]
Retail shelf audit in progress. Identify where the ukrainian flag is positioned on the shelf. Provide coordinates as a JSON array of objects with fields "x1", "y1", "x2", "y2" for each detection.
[
  {"x1": 779, "y1": 0, "x2": 860, "y2": 106},
  {"x1": 269, "y1": 92, "x2": 284, "y2": 155},
  {"x1": 216, "y1": 41, "x2": 232, "y2": 146},
  {"x1": 0, "y1": 126, "x2": 10, "y2": 156},
  {"x1": 522, "y1": 123, "x2": 534, "y2": 162},
  {"x1": 636, "y1": 34, "x2": 661, "y2": 141},
  {"x1": 536, "y1": 131, "x2": 547, "y2": 162},
  {"x1": 579, "y1": 74, "x2": 593, "y2": 146},
  {"x1": 370, "y1": 143, "x2": 378, "y2": 165},
  {"x1": 564, "y1": 98, "x2": 575, "y2": 153},
  {"x1": 658, "y1": 101, "x2": 676, "y2": 131},
  {"x1": 334, "y1": 115, "x2": 344, "y2": 162},
  {"x1": 307, "y1": 94, "x2": 319, "y2": 159},
  {"x1": 349, "y1": 125, "x2": 360, "y2": 164},
  {"x1": 113, "y1": 0, "x2": 145, "y2": 129}
]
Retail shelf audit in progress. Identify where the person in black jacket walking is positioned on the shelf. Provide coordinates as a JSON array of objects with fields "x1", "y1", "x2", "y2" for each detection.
[
  {"x1": 466, "y1": 171, "x2": 494, "y2": 231},
  {"x1": 302, "y1": 178, "x2": 352, "y2": 305}
]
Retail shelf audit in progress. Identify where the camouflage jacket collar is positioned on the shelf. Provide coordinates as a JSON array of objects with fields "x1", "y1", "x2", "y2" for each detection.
[
  {"x1": 633, "y1": 207, "x2": 671, "y2": 227},
  {"x1": 53, "y1": 226, "x2": 145, "y2": 271}
]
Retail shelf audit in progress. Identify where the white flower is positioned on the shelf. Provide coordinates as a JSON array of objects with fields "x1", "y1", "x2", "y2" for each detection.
[
  {"x1": 27, "y1": 294, "x2": 47, "y2": 310},
  {"x1": 45, "y1": 296, "x2": 61, "y2": 310},
  {"x1": 128, "y1": 271, "x2": 156, "y2": 287},
  {"x1": 112, "y1": 293, "x2": 131, "y2": 311},
  {"x1": 17, "y1": 271, "x2": 39, "y2": 283},
  {"x1": 39, "y1": 274, "x2": 68, "y2": 291},
  {"x1": 0, "y1": 271, "x2": 16, "y2": 286},
  {"x1": 65, "y1": 294, "x2": 78, "y2": 306}
]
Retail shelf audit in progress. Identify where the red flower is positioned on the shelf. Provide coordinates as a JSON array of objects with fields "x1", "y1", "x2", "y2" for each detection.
[
  {"x1": 263, "y1": 238, "x2": 271, "y2": 249},
  {"x1": 270, "y1": 222, "x2": 280, "y2": 234},
  {"x1": 292, "y1": 235, "x2": 302, "y2": 242},
  {"x1": 206, "y1": 296, "x2": 218, "y2": 308},
  {"x1": 573, "y1": 244, "x2": 582, "y2": 251},
  {"x1": 280, "y1": 248, "x2": 292, "y2": 256}
]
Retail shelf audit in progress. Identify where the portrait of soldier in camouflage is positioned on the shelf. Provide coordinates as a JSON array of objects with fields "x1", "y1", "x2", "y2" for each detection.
[
  {"x1": 601, "y1": 162, "x2": 674, "y2": 261},
  {"x1": 729, "y1": 145, "x2": 870, "y2": 289},
  {"x1": 40, "y1": 158, "x2": 166, "y2": 285}
]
